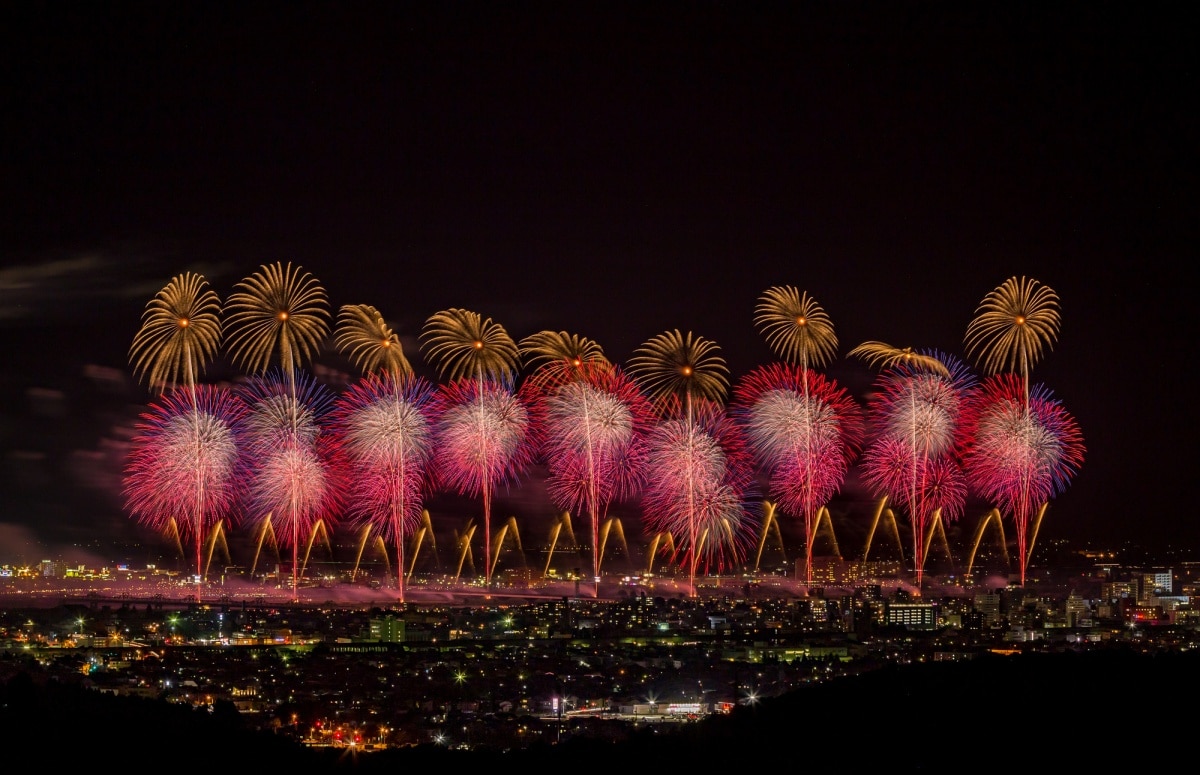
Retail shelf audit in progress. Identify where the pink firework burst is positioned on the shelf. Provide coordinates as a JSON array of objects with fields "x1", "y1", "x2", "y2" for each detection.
[
  {"x1": 730, "y1": 363, "x2": 864, "y2": 585},
  {"x1": 960, "y1": 373, "x2": 1085, "y2": 585},
  {"x1": 329, "y1": 371, "x2": 439, "y2": 601},
  {"x1": 527, "y1": 361, "x2": 656, "y2": 590},
  {"x1": 238, "y1": 369, "x2": 343, "y2": 598},
  {"x1": 432, "y1": 376, "x2": 536, "y2": 587},
  {"x1": 123, "y1": 383, "x2": 248, "y2": 582},
  {"x1": 641, "y1": 399, "x2": 758, "y2": 582},
  {"x1": 859, "y1": 351, "x2": 974, "y2": 588}
]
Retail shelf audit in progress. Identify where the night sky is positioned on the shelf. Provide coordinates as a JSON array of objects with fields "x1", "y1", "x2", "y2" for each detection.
[{"x1": 1, "y1": 3, "x2": 1193, "y2": 567}]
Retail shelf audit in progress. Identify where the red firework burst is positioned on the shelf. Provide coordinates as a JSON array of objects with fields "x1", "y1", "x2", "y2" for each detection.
[
  {"x1": 960, "y1": 373, "x2": 1085, "y2": 584},
  {"x1": 123, "y1": 384, "x2": 248, "y2": 581},
  {"x1": 858, "y1": 351, "x2": 974, "y2": 588},
  {"x1": 431, "y1": 376, "x2": 537, "y2": 587},
  {"x1": 730, "y1": 362, "x2": 864, "y2": 584},
  {"x1": 640, "y1": 399, "x2": 759, "y2": 580},
  {"x1": 328, "y1": 371, "x2": 440, "y2": 599},
  {"x1": 238, "y1": 369, "x2": 344, "y2": 598},
  {"x1": 525, "y1": 361, "x2": 657, "y2": 588}
]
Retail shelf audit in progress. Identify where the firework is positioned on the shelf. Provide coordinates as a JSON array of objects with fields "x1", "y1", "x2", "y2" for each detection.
[
  {"x1": 238, "y1": 369, "x2": 342, "y2": 600},
  {"x1": 857, "y1": 350, "x2": 974, "y2": 589},
  {"x1": 754, "y1": 285, "x2": 838, "y2": 370},
  {"x1": 420, "y1": 308, "x2": 525, "y2": 587},
  {"x1": 527, "y1": 361, "x2": 655, "y2": 592},
  {"x1": 628, "y1": 329, "x2": 729, "y2": 415},
  {"x1": 129, "y1": 272, "x2": 223, "y2": 394},
  {"x1": 960, "y1": 373, "x2": 1085, "y2": 585},
  {"x1": 123, "y1": 384, "x2": 247, "y2": 586},
  {"x1": 731, "y1": 362, "x2": 864, "y2": 583},
  {"x1": 640, "y1": 400, "x2": 758, "y2": 583},
  {"x1": 628, "y1": 330, "x2": 731, "y2": 595},
  {"x1": 335, "y1": 303, "x2": 413, "y2": 377},
  {"x1": 964, "y1": 276, "x2": 1060, "y2": 396},
  {"x1": 223, "y1": 262, "x2": 331, "y2": 380},
  {"x1": 430, "y1": 376, "x2": 536, "y2": 587},
  {"x1": 420, "y1": 308, "x2": 522, "y2": 385},
  {"x1": 847, "y1": 341, "x2": 950, "y2": 377},
  {"x1": 519, "y1": 329, "x2": 610, "y2": 390},
  {"x1": 328, "y1": 371, "x2": 438, "y2": 601}
]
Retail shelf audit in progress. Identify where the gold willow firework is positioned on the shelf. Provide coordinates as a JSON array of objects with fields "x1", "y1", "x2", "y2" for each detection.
[
  {"x1": 223, "y1": 262, "x2": 331, "y2": 377},
  {"x1": 519, "y1": 329, "x2": 609, "y2": 387},
  {"x1": 129, "y1": 272, "x2": 222, "y2": 394},
  {"x1": 847, "y1": 341, "x2": 950, "y2": 377},
  {"x1": 420, "y1": 308, "x2": 521, "y2": 384},
  {"x1": 964, "y1": 276, "x2": 1060, "y2": 389},
  {"x1": 335, "y1": 303, "x2": 413, "y2": 377},
  {"x1": 754, "y1": 285, "x2": 838, "y2": 370},
  {"x1": 628, "y1": 329, "x2": 729, "y2": 413}
]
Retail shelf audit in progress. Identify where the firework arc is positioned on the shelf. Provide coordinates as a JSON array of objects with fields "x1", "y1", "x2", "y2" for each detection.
[
  {"x1": 329, "y1": 370, "x2": 439, "y2": 603},
  {"x1": 527, "y1": 358, "x2": 656, "y2": 596},
  {"x1": 853, "y1": 348, "x2": 974, "y2": 593}
]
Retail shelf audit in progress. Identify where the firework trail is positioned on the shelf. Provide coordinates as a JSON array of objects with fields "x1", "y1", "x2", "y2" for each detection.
[
  {"x1": 731, "y1": 362, "x2": 864, "y2": 584},
  {"x1": 123, "y1": 384, "x2": 247, "y2": 584},
  {"x1": 238, "y1": 369, "x2": 342, "y2": 600},
  {"x1": 856, "y1": 350, "x2": 974, "y2": 589},
  {"x1": 328, "y1": 371, "x2": 438, "y2": 602},
  {"x1": 640, "y1": 399, "x2": 758, "y2": 582},
  {"x1": 960, "y1": 374, "x2": 1085, "y2": 585},
  {"x1": 429, "y1": 377, "x2": 536, "y2": 587},
  {"x1": 526, "y1": 360, "x2": 655, "y2": 594}
]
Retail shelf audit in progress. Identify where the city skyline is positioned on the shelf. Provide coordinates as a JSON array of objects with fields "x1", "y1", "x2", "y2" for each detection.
[{"x1": 1, "y1": 4, "x2": 1193, "y2": 564}]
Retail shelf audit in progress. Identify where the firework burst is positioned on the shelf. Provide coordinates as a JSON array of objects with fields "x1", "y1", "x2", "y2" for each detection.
[
  {"x1": 857, "y1": 350, "x2": 974, "y2": 588},
  {"x1": 430, "y1": 377, "x2": 536, "y2": 587},
  {"x1": 964, "y1": 276, "x2": 1060, "y2": 402},
  {"x1": 335, "y1": 303, "x2": 413, "y2": 378},
  {"x1": 329, "y1": 371, "x2": 438, "y2": 601},
  {"x1": 238, "y1": 369, "x2": 342, "y2": 599},
  {"x1": 640, "y1": 400, "x2": 758, "y2": 582},
  {"x1": 420, "y1": 308, "x2": 522, "y2": 385},
  {"x1": 754, "y1": 285, "x2": 838, "y2": 370},
  {"x1": 731, "y1": 363, "x2": 864, "y2": 582},
  {"x1": 960, "y1": 373, "x2": 1085, "y2": 584},
  {"x1": 224, "y1": 262, "x2": 330, "y2": 382},
  {"x1": 527, "y1": 360, "x2": 655, "y2": 592},
  {"x1": 129, "y1": 272, "x2": 223, "y2": 395},
  {"x1": 628, "y1": 329, "x2": 729, "y2": 416},
  {"x1": 123, "y1": 384, "x2": 247, "y2": 584}
]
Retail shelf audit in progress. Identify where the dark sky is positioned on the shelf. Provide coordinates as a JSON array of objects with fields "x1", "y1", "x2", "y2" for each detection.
[{"x1": 1, "y1": 2, "x2": 1194, "y2": 567}]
